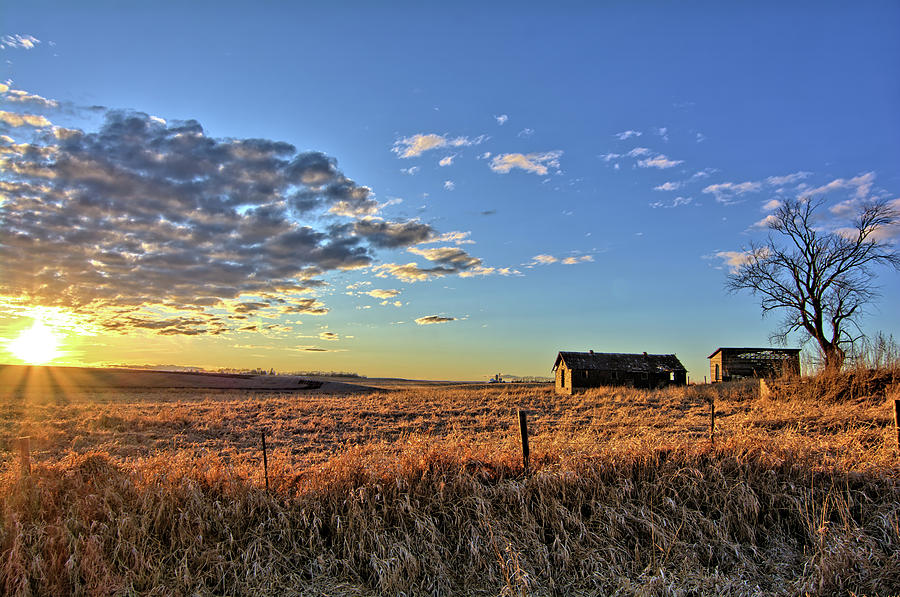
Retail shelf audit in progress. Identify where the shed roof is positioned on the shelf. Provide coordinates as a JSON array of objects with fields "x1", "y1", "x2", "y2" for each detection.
[
  {"x1": 707, "y1": 347, "x2": 801, "y2": 359},
  {"x1": 553, "y1": 351, "x2": 686, "y2": 373}
]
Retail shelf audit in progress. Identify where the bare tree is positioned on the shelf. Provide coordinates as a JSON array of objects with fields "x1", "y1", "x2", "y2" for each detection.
[{"x1": 726, "y1": 196, "x2": 900, "y2": 371}]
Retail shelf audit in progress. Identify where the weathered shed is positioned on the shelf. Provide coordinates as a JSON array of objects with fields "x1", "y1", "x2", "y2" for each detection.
[
  {"x1": 708, "y1": 347, "x2": 800, "y2": 382},
  {"x1": 552, "y1": 350, "x2": 687, "y2": 394}
]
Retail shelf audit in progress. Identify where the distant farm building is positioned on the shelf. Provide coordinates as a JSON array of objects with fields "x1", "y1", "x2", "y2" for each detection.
[
  {"x1": 552, "y1": 351, "x2": 687, "y2": 394},
  {"x1": 708, "y1": 347, "x2": 801, "y2": 382}
]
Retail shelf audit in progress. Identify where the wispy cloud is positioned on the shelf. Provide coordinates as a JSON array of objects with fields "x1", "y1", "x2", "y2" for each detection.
[
  {"x1": 529, "y1": 253, "x2": 593, "y2": 266},
  {"x1": 598, "y1": 152, "x2": 621, "y2": 162},
  {"x1": 392, "y1": 133, "x2": 486, "y2": 158},
  {"x1": 517, "y1": 128, "x2": 534, "y2": 138},
  {"x1": 713, "y1": 248, "x2": 769, "y2": 273},
  {"x1": 805, "y1": 172, "x2": 874, "y2": 200},
  {"x1": 495, "y1": 114, "x2": 508, "y2": 125},
  {"x1": 654, "y1": 181, "x2": 681, "y2": 191},
  {"x1": 627, "y1": 147, "x2": 651, "y2": 157},
  {"x1": 415, "y1": 315, "x2": 455, "y2": 325},
  {"x1": 364, "y1": 289, "x2": 400, "y2": 299},
  {"x1": 650, "y1": 196, "x2": 693, "y2": 209},
  {"x1": 2, "y1": 88, "x2": 58, "y2": 108},
  {"x1": 702, "y1": 181, "x2": 762, "y2": 204},
  {"x1": 438, "y1": 155, "x2": 455, "y2": 167},
  {"x1": 637, "y1": 154, "x2": 684, "y2": 169},
  {"x1": 615, "y1": 130, "x2": 642, "y2": 140},
  {"x1": 443, "y1": 180, "x2": 455, "y2": 190},
  {"x1": 766, "y1": 171, "x2": 811, "y2": 186},
  {"x1": 490, "y1": 151, "x2": 562, "y2": 175},
  {"x1": 0, "y1": 34, "x2": 41, "y2": 50},
  {"x1": 0, "y1": 110, "x2": 52, "y2": 128}
]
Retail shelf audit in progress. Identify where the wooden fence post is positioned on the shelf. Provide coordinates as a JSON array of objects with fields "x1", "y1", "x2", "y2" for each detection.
[
  {"x1": 17, "y1": 436, "x2": 31, "y2": 476},
  {"x1": 518, "y1": 409, "x2": 530, "y2": 474},
  {"x1": 261, "y1": 430, "x2": 269, "y2": 492},
  {"x1": 893, "y1": 399, "x2": 900, "y2": 451},
  {"x1": 709, "y1": 397, "x2": 716, "y2": 446}
]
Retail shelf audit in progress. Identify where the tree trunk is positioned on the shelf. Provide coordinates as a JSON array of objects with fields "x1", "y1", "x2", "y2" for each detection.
[{"x1": 822, "y1": 343, "x2": 845, "y2": 372}]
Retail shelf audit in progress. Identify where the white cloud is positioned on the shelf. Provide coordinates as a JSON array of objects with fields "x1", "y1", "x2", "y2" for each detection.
[
  {"x1": 3, "y1": 89, "x2": 58, "y2": 108},
  {"x1": 365, "y1": 289, "x2": 400, "y2": 299},
  {"x1": 400, "y1": 166, "x2": 419, "y2": 175},
  {"x1": 766, "y1": 171, "x2": 811, "y2": 186},
  {"x1": 752, "y1": 214, "x2": 779, "y2": 228},
  {"x1": 490, "y1": 151, "x2": 562, "y2": 175},
  {"x1": 637, "y1": 154, "x2": 683, "y2": 169},
  {"x1": 495, "y1": 114, "x2": 508, "y2": 125},
  {"x1": 615, "y1": 130, "x2": 642, "y2": 140},
  {"x1": 561, "y1": 255, "x2": 594, "y2": 265},
  {"x1": 654, "y1": 181, "x2": 681, "y2": 191},
  {"x1": 443, "y1": 180, "x2": 455, "y2": 190},
  {"x1": 531, "y1": 254, "x2": 558, "y2": 265},
  {"x1": 762, "y1": 199, "x2": 782, "y2": 211},
  {"x1": 656, "y1": 127, "x2": 669, "y2": 141},
  {"x1": 627, "y1": 147, "x2": 651, "y2": 157},
  {"x1": 0, "y1": 110, "x2": 52, "y2": 128},
  {"x1": 714, "y1": 248, "x2": 769, "y2": 273},
  {"x1": 695, "y1": 132, "x2": 706, "y2": 143},
  {"x1": 518, "y1": 128, "x2": 534, "y2": 138},
  {"x1": 806, "y1": 172, "x2": 875, "y2": 200},
  {"x1": 0, "y1": 35, "x2": 40, "y2": 50},
  {"x1": 599, "y1": 152, "x2": 621, "y2": 162},
  {"x1": 650, "y1": 196, "x2": 693, "y2": 209},
  {"x1": 392, "y1": 133, "x2": 486, "y2": 158},
  {"x1": 439, "y1": 155, "x2": 455, "y2": 167},
  {"x1": 702, "y1": 181, "x2": 762, "y2": 204}
]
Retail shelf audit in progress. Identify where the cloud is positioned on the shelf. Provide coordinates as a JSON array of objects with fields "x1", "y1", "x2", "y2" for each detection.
[
  {"x1": 656, "y1": 127, "x2": 669, "y2": 141},
  {"x1": 650, "y1": 196, "x2": 693, "y2": 209},
  {"x1": 766, "y1": 171, "x2": 811, "y2": 186},
  {"x1": 495, "y1": 114, "x2": 508, "y2": 125},
  {"x1": 762, "y1": 199, "x2": 782, "y2": 211},
  {"x1": 490, "y1": 151, "x2": 562, "y2": 175},
  {"x1": 714, "y1": 248, "x2": 769, "y2": 273},
  {"x1": 615, "y1": 130, "x2": 642, "y2": 140},
  {"x1": 627, "y1": 147, "x2": 651, "y2": 157},
  {"x1": 702, "y1": 181, "x2": 762, "y2": 204},
  {"x1": 532, "y1": 254, "x2": 558, "y2": 264},
  {"x1": 695, "y1": 132, "x2": 706, "y2": 143},
  {"x1": 0, "y1": 110, "x2": 52, "y2": 128},
  {"x1": 374, "y1": 243, "x2": 490, "y2": 282},
  {"x1": 415, "y1": 315, "x2": 455, "y2": 325},
  {"x1": 751, "y1": 214, "x2": 779, "y2": 228},
  {"x1": 365, "y1": 289, "x2": 400, "y2": 299},
  {"x1": 805, "y1": 172, "x2": 875, "y2": 200},
  {"x1": 392, "y1": 133, "x2": 486, "y2": 158},
  {"x1": 561, "y1": 255, "x2": 594, "y2": 265},
  {"x1": 438, "y1": 155, "x2": 455, "y2": 167},
  {"x1": 0, "y1": 34, "x2": 41, "y2": 50},
  {"x1": 2, "y1": 88, "x2": 59, "y2": 108},
  {"x1": 517, "y1": 128, "x2": 534, "y2": 138},
  {"x1": 598, "y1": 152, "x2": 621, "y2": 162},
  {"x1": 318, "y1": 331, "x2": 339, "y2": 341},
  {"x1": 400, "y1": 166, "x2": 419, "y2": 175},
  {"x1": 0, "y1": 105, "x2": 476, "y2": 337},
  {"x1": 637, "y1": 154, "x2": 683, "y2": 169},
  {"x1": 654, "y1": 181, "x2": 681, "y2": 191},
  {"x1": 443, "y1": 180, "x2": 455, "y2": 190}
]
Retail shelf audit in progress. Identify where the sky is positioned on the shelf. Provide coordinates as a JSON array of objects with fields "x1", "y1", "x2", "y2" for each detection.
[{"x1": 1, "y1": 1, "x2": 899, "y2": 380}]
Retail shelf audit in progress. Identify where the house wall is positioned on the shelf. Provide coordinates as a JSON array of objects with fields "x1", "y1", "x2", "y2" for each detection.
[
  {"x1": 710, "y1": 353, "x2": 724, "y2": 382},
  {"x1": 713, "y1": 349, "x2": 800, "y2": 381},
  {"x1": 558, "y1": 368, "x2": 686, "y2": 392}
]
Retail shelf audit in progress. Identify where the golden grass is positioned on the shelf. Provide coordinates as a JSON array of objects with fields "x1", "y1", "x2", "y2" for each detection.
[{"x1": 1, "y1": 376, "x2": 899, "y2": 595}]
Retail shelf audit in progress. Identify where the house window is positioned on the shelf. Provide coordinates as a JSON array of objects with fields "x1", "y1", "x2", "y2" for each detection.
[{"x1": 715, "y1": 364, "x2": 720, "y2": 381}]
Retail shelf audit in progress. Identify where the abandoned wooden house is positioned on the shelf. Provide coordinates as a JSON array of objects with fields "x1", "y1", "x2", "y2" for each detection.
[
  {"x1": 552, "y1": 350, "x2": 687, "y2": 394},
  {"x1": 708, "y1": 347, "x2": 800, "y2": 382}
]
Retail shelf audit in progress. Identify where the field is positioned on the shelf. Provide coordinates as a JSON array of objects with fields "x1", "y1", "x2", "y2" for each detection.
[{"x1": 1, "y1": 365, "x2": 899, "y2": 595}]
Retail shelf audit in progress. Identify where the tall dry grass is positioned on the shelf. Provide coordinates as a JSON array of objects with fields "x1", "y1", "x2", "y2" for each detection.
[{"x1": 1, "y1": 373, "x2": 899, "y2": 595}]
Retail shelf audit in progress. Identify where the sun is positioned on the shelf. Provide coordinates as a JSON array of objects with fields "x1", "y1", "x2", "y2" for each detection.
[{"x1": 8, "y1": 321, "x2": 64, "y2": 365}]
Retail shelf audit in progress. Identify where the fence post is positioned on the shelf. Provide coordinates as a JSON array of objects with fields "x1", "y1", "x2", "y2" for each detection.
[
  {"x1": 894, "y1": 399, "x2": 900, "y2": 451},
  {"x1": 17, "y1": 436, "x2": 31, "y2": 476},
  {"x1": 518, "y1": 409, "x2": 530, "y2": 474},
  {"x1": 709, "y1": 397, "x2": 716, "y2": 446},
  {"x1": 261, "y1": 430, "x2": 269, "y2": 493}
]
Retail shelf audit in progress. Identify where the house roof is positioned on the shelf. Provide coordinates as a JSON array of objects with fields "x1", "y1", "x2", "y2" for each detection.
[
  {"x1": 707, "y1": 347, "x2": 802, "y2": 359},
  {"x1": 553, "y1": 351, "x2": 686, "y2": 373}
]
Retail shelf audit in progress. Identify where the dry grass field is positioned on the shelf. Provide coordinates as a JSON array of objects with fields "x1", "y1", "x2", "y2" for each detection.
[{"x1": 1, "y1": 365, "x2": 899, "y2": 595}]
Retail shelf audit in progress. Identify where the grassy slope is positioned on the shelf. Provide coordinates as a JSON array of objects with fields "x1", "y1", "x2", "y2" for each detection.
[{"x1": 1, "y1": 374, "x2": 899, "y2": 595}]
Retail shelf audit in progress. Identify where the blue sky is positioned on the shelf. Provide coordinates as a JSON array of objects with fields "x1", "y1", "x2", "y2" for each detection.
[{"x1": 1, "y1": 1, "x2": 899, "y2": 379}]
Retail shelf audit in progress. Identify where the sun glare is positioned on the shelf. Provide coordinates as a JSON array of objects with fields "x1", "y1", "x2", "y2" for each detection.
[{"x1": 8, "y1": 321, "x2": 64, "y2": 365}]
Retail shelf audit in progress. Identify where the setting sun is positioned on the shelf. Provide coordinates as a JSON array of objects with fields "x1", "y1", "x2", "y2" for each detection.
[{"x1": 8, "y1": 320, "x2": 63, "y2": 365}]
